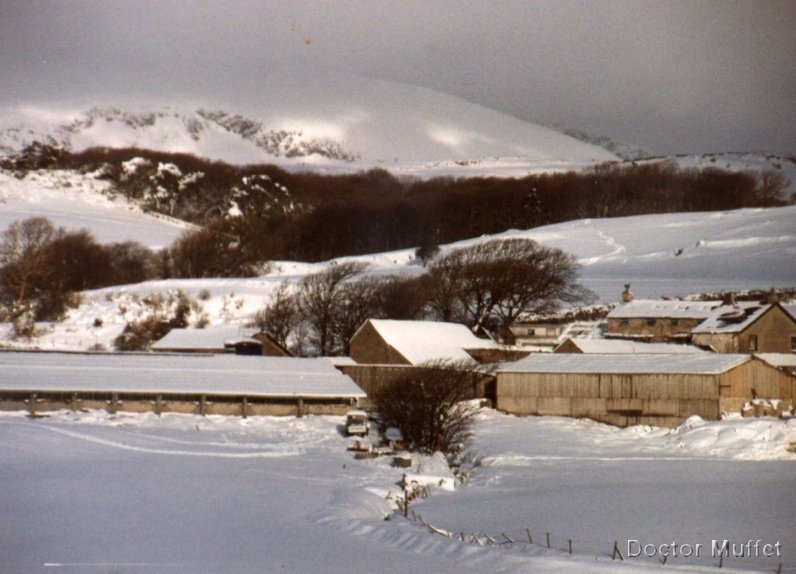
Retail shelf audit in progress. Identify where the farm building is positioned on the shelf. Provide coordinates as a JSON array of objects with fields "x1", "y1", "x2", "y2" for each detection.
[
  {"x1": 495, "y1": 353, "x2": 795, "y2": 428},
  {"x1": 151, "y1": 325, "x2": 291, "y2": 356},
  {"x1": 508, "y1": 321, "x2": 601, "y2": 348},
  {"x1": 606, "y1": 295, "x2": 796, "y2": 352},
  {"x1": 691, "y1": 302, "x2": 796, "y2": 353},
  {"x1": 756, "y1": 353, "x2": 796, "y2": 377},
  {"x1": 605, "y1": 299, "x2": 721, "y2": 342},
  {"x1": 0, "y1": 352, "x2": 363, "y2": 416},
  {"x1": 348, "y1": 319, "x2": 527, "y2": 366},
  {"x1": 554, "y1": 338, "x2": 706, "y2": 354}
]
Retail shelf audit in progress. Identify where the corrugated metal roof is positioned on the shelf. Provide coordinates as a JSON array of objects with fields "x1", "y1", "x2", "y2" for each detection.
[
  {"x1": 0, "y1": 352, "x2": 365, "y2": 398},
  {"x1": 498, "y1": 353, "x2": 750, "y2": 375}
]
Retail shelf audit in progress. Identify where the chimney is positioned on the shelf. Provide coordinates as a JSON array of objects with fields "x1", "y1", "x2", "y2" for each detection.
[
  {"x1": 763, "y1": 290, "x2": 779, "y2": 305},
  {"x1": 722, "y1": 292, "x2": 737, "y2": 306},
  {"x1": 621, "y1": 283, "x2": 634, "y2": 303}
]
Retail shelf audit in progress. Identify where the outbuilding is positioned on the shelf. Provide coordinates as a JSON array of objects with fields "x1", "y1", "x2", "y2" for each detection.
[
  {"x1": 496, "y1": 353, "x2": 794, "y2": 427},
  {"x1": 0, "y1": 352, "x2": 363, "y2": 416}
]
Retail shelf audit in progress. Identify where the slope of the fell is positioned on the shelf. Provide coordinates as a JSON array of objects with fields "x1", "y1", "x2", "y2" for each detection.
[
  {"x1": 0, "y1": 72, "x2": 618, "y2": 174},
  {"x1": 2, "y1": 205, "x2": 793, "y2": 351}
]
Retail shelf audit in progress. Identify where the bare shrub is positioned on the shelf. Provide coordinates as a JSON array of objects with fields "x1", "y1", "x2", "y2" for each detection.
[{"x1": 374, "y1": 359, "x2": 480, "y2": 454}]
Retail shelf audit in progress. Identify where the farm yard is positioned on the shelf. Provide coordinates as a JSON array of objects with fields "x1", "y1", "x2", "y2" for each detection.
[{"x1": 1, "y1": 408, "x2": 793, "y2": 574}]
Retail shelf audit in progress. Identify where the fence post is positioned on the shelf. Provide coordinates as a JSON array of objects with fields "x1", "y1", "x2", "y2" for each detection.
[
  {"x1": 108, "y1": 392, "x2": 118, "y2": 414},
  {"x1": 546, "y1": 532, "x2": 551, "y2": 548},
  {"x1": 526, "y1": 529, "x2": 533, "y2": 544},
  {"x1": 199, "y1": 395, "x2": 207, "y2": 416},
  {"x1": 155, "y1": 394, "x2": 163, "y2": 416},
  {"x1": 568, "y1": 539, "x2": 573, "y2": 555},
  {"x1": 28, "y1": 392, "x2": 37, "y2": 416},
  {"x1": 612, "y1": 540, "x2": 624, "y2": 561},
  {"x1": 296, "y1": 398, "x2": 304, "y2": 418},
  {"x1": 241, "y1": 396, "x2": 248, "y2": 418}
]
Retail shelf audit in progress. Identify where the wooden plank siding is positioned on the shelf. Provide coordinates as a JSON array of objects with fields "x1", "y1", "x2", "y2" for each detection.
[{"x1": 496, "y1": 358, "x2": 795, "y2": 428}]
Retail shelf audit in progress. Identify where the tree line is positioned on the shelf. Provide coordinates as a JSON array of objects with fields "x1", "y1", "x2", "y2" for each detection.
[
  {"x1": 253, "y1": 238, "x2": 595, "y2": 356},
  {"x1": 4, "y1": 144, "x2": 789, "y2": 278},
  {"x1": 0, "y1": 217, "x2": 159, "y2": 336}
]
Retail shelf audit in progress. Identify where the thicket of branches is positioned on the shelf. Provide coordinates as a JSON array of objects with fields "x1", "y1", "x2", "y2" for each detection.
[
  {"x1": 6, "y1": 145, "x2": 790, "y2": 274},
  {"x1": 373, "y1": 359, "x2": 480, "y2": 454},
  {"x1": 253, "y1": 238, "x2": 594, "y2": 355},
  {"x1": 0, "y1": 217, "x2": 158, "y2": 336}
]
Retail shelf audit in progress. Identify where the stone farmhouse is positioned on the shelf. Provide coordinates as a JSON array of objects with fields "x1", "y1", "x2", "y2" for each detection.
[{"x1": 605, "y1": 295, "x2": 796, "y2": 353}]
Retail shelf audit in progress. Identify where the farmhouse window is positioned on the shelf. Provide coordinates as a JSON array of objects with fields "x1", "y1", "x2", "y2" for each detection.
[
  {"x1": 646, "y1": 319, "x2": 656, "y2": 327},
  {"x1": 748, "y1": 335, "x2": 758, "y2": 352},
  {"x1": 791, "y1": 336, "x2": 796, "y2": 353}
]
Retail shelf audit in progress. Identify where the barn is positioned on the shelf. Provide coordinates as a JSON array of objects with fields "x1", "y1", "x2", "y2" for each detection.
[
  {"x1": 495, "y1": 353, "x2": 795, "y2": 428},
  {"x1": 348, "y1": 318, "x2": 522, "y2": 365}
]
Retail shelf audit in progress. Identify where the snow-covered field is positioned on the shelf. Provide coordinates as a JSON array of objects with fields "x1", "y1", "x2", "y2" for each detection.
[{"x1": 1, "y1": 409, "x2": 793, "y2": 574}]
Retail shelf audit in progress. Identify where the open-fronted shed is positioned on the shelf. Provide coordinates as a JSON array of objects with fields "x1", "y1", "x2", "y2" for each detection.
[{"x1": 0, "y1": 352, "x2": 364, "y2": 416}]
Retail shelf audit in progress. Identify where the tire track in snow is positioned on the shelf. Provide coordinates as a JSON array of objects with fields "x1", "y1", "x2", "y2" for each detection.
[{"x1": 0, "y1": 421, "x2": 302, "y2": 458}]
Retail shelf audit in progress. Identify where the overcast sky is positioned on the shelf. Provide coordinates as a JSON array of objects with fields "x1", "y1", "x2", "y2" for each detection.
[{"x1": 1, "y1": 0, "x2": 794, "y2": 155}]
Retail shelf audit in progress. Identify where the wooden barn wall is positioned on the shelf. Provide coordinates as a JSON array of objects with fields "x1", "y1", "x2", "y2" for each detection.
[
  {"x1": 496, "y1": 360, "x2": 795, "y2": 428},
  {"x1": 340, "y1": 364, "x2": 494, "y2": 409},
  {"x1": 348, "y1": 324, "x2": 409, "y2": 365},
  {"x1": 338, "y1": 365, "x2": 416, "y2": 408}
]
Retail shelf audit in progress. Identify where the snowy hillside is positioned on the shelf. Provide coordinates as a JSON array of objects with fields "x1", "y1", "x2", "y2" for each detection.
[
  {"x1": 0, "y1": 72, "x2": 618, "y2": 174},
  {"x1": 0, "y1": 169, "x2": 191, "y2": 249},
  {"x1": 2, "y1": 203, "x2": 793, "y2": 351}
]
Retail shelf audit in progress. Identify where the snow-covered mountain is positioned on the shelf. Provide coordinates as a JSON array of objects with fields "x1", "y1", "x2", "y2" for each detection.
[{"x1": 0, "y1": 72, "x2": 618, "y2": 175}]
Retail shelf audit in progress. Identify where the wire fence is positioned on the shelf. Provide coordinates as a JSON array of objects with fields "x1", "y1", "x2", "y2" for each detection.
[{"x1": 396, "y1": 483, "x2": 789, "y2": 573}]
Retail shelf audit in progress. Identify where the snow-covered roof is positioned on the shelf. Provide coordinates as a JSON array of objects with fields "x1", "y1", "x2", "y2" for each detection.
[
  {"x1": 498, "y1": 353, "x2": 750, "y2": 375},
  {"x1": 151, "y1": 325, "x2": 258, "y2": 351},
  {"x1": 691, "y1": 303, "x2": 773, "y2": 334},
  {"x1": 608, "y1": 299, "x2": 722, "y2": 319},
  {"x1": 557, "y1": 339, "x2": 706, "y2": 354},
  {"x1": 362, "y1": 319, "x2": 499, "y2": 365},
  {"x1": 754, "y1": 353, "x2": 796, "y2": 370},
  {"x1": 0, "y1": 352, "x2": 365, "y2": 398}
]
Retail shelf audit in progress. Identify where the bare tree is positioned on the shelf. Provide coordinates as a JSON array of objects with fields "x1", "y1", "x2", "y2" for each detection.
[
  {"x1": 332, "y1": 275, "x2": 390, "y2": 355},
  {"x1": 253, "y1": 281, "x2": 299, "y2": 351},
  {"x1": 374, "y1": 359, "x2": 480, "y2": 454},
  {"x1": 0, "y1": 217, "x2": 64, "y2": 307},
  {"x1": 424, "y1": 238, "x2": 596, "y2": 339},
  {"x1": 296, "y1": 261, "x2": 368, "y2": 355}
]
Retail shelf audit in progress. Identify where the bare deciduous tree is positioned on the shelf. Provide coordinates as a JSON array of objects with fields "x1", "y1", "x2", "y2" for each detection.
[
  {"x1": 424, "y1": 238, "x2": 596, "y2": 339},
  {"x1": 296, "y1": 261, "x2": 368, "y2": 355},
  {"x1": 374, "y1": 359, "x2": 480, "y2": 454}
]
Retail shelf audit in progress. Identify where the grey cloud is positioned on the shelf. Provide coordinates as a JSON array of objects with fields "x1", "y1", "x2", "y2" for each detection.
[{"x1": 1, "y1": 0, "x2": 794, "y2": 155}]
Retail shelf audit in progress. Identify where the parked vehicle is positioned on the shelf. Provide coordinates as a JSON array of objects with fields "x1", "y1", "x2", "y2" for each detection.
[{"x1": 345, "y1": 409, "x2": 369, "y2": 436}]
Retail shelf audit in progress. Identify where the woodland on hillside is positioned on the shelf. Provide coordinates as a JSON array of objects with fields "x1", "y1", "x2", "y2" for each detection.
[{"x1": 3, "y1": 144, "x2": 790, "y2": 277}]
